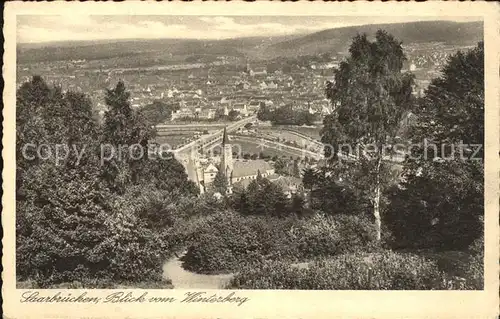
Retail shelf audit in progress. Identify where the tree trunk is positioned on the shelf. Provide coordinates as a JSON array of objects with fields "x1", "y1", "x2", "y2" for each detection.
[{"x1": 373, "y1": 158, "x2": 382, "y2": 241}]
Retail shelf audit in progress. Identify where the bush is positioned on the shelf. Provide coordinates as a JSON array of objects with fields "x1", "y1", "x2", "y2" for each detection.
[
  {"x1": 462, "y1": 236, "x2": 484, "y2": 289},
  {"x1": 227, "y1": 250, "x2": 452, "y2": 290},
  {"x1": 384, "y1": 161, "x2": 483, "y2": 250},
  {"x1": 16, "y1": 179, "x2": 175, "y2": 287},
  {"x1": 295, "y1": 214, "x2": 378, "y2": 258},
  {"x1": 181, "y1": 212, "x2": 300, "y2": 273},
  {"x1": 15, "y1": 78, "x2": 198, "y2": 288},
  {"x1": 181, "y1": 212, "x2": 258, "y2": 273},
  {"x1": 181, "y1": 212, "x2": 381, "y2": 275}
]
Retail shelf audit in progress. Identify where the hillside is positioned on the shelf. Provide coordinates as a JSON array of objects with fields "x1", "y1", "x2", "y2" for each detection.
[
  {"x1": 263, "y1": 21, "x2": 483, "y2": 58},
  {"x1": 17, "y1": 20, "x2": 483, "y2": 64},
  {"x1": 17, "y1": 35, "x2": 297, "y2": 64}
]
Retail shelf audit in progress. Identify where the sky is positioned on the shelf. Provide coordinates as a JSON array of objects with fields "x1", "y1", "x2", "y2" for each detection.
[{"x1": 17, "y1": 15, "x2": 482, "y2": 44}]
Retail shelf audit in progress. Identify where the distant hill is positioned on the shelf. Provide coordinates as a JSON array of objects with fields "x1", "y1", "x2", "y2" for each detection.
[
  {"x1": 17, "y1": 21, "x2": 483, "y2": 64},
  {"x1": 262, "y1": 21, "x2": 483, "y2": 58},
  {"x1": 16, "y1": 35, "x2": 298, "y2": 64}
]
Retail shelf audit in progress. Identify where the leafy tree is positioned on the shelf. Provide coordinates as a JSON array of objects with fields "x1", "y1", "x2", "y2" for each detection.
[
  {"x1": 385, "y1": 161, "x2": 483, "y2": 250},
  {"x1": 100, "y1": 81, "x2": 197, "y2": 196},
  {"x1": 100, "y1": 81, "x2": 153, "y2": 192},
  {"x1": 140, "y1": 100, "x2": 180, "y2": 126},
  {"x1": 228, "y1": 109, "x2": 240, "y2": 121},
  {"x1": 292, "y1": 159, "x2": 301, "y2": 177},
  {"x1": 385, "y1": 43, "x2": 484, "y2": 250},
  {"x1": 213, "y1": 170, "x2": 228, "y2": 194},
  {"x1": 306, "y1": 167, "x2": 369, "y2": 216},
  {"x1": 16, "y1": 77, "x2": 195, "y2": 287},
  {"x1": 257, "y1": 104, "x2": 273, "y2": 121},
  {"x1": 214, "y1": 108, "x2": 226, "y2": 121},
  {"x1": 242, "y1": 177, "x2": 289, "y2": 217},
  {"x1": 290, "y1": 193, "x2": 307, "y2": 217},
  {"x1": 102, "y1": 81, "x2": 151, "y2": 146},
  {"x1": 15, "y1": 77, "x2": 144, "y2": 287},
  {"x1": 302, "y1": 168, "x2": 316, "y2": 192},
  {"x1": 274, "y1": 158, "x2": 288, "y2": 175},
  {"x1": 410, "y1": 42, "x2": 484, "y2": 158},
  {"x1": 322, "y1": 31, "x2": 415, "y2": 240}
]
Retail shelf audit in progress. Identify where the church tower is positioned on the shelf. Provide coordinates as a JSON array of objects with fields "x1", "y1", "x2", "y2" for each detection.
[
  {"x1": 184, "y1": 152, "x2": 204, "y2": 195},
  {"x1": 245, "y1": 60, "x2": 252, "y2": 75},
  {"x1": 220, "y1": 127, "x2": 233, "y2": 193}
]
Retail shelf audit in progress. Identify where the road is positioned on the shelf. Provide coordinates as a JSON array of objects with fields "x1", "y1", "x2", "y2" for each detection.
[
  {"x1": 171, "y1": 115, "x2": 257, "y2": 156},
  {"x1": 230, "y1": 135, "x2": 324, "y2": 160}
]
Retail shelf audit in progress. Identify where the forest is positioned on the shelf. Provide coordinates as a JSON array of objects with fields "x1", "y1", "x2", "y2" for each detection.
[{"x1": 16, "y1": 31, "x2": 484, "y2": 290}]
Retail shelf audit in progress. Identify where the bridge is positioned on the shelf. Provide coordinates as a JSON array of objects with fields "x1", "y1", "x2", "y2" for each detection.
[
  {"x1": 160, "y1": 115, "x2": 403, "y2": 188},
  {"x1": 156, "y1": 122, "x2": 232, "y2": 134},
  {"x1": 229, "y1": 135, "x2": 325, "y2": 161},
  {"x1": 170, "y1": 115, "x2": 257, "y2": 160}
]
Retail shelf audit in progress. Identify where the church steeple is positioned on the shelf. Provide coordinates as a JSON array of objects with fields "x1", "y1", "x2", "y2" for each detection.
[
  {"x1": 220, "y1": 126, "x2": 233, "y2": 194},
  {"x1": 222, "y1": 126, "x2": 230, "y2": 145}
]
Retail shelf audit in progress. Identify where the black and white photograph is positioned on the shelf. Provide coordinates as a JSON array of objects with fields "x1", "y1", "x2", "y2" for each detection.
[{"x1": 8, "y1": 5, "x2": 491, "y2": 298}]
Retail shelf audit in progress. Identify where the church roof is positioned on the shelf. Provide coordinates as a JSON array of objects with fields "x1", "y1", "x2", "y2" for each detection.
[
  {"x1": 204, "y1": 163, "x2": 219, "y2": 173},
  {"x1": 232, "y1": 160, "x2": 273, "y2": 178}
]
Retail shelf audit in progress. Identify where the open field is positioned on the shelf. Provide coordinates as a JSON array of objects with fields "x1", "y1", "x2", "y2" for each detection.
[
  {"x1": 258, "y1": 127, "x2": 317, "y2": 146},
  {"x1": 225, "y1": 137, "x2": 307, "y2": 159},
  {"x1": 265, "y1": 125, "x2": 323, "y2": 141},
  {"x1": 155, "y1": 134, "x2": 197, "y2": 148}
]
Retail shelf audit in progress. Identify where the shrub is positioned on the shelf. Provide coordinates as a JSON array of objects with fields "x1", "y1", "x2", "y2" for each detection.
[
  {"x1": 227, "y1": 250, "x2": 452, "y2": 290},
  {"x1": 15, "y1": 78, "x2": 198, "y2": 288},
  {"x1": 181, "y1": 212, "x2": 380, "y2": 275},
  {"x1": 294, "y1": 214, "x2": 378, "y2": 258},
  {"x1": 181, "y1": 212, "x2": 260, "y2": 273},
  {"x1": 384, "y1": 161, "x2": 483, "y2": 250},
  {"x1": 181, "y1": 212, "x2": 300, "y2": 273},
  {"x1": 16, "y1": 179, "x2": 181, "y2": 288},
  {"x1": 462, "y1": 236, "x2": 484, "y2": 289}
]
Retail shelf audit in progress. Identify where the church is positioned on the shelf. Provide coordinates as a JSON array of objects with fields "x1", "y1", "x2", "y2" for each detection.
[{"x1": 184, "y1": 127, "x2": 275, "y2": 194}]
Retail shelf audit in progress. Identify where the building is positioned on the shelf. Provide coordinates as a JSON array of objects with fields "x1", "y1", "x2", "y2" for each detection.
[
  {"x1": 219, "y1": 127, "x2": 234, "y2": 194},
  {"x1": 203, "y1": 163, "x2": 219, "y2": 184},
  {"x1": 232, "y1": 103, "x2": 249, "y2": 117},
  {"x1": 198, "y1": 108, "x2": 216, "y2": 120},
  {"x1": 231, "y1": 160, "x2": 274, "y2": 183},
  {"x1": 246, "y1": 63, "x2": 267, "y2": 77},
  {"x1": 171, "y1": 108, "x2": 194, "y2": 121},
  {"x1": 181, "y1": 127, "x2": 276, "y2": 195}
]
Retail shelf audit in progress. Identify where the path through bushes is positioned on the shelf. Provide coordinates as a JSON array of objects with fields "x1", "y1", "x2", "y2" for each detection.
[{"x1": 163, "y1": 252, "x2": 234, "y2": 289}]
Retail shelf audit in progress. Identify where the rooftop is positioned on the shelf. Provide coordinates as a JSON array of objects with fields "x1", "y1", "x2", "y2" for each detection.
[{"x1": 232, "y1": 159, "x2": 273, "y2": 178}]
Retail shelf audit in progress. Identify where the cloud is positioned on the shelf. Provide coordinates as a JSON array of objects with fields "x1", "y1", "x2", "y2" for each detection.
[
  {"x1": 17, "y1": 15, "x2": 482, "y2": 43},
  {"x1": 197, "y1": 16, "x2": 374, "y2": 38},
  {"x1": 17, "y1": 16, "x2": 190, "y2": 43}
]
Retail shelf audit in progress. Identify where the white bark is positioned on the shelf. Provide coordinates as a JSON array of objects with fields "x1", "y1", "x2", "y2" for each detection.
[
  {"x1": 373, "y1": 158, "x2": 382, "y2": 241},
  {"x1": 373, "y1": 183, "x2": 382, "y2": 241}
]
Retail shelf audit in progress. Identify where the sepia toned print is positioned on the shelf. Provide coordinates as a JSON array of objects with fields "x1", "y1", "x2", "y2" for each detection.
[{"x1": 3, "y1": 2, "x2": 499, "y2": 319}]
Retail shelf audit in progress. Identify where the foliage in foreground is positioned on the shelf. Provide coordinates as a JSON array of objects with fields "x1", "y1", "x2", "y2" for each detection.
[
  {"x1": 16, "y1": 77, "x2": 197, "y2": 287},
  {"x1": 385, "y1": 42, "x2": 484, "y2": 251},
  {"x1": 227, "y1": 250, "x2": 481, "y2": 290},
  {"x1": 181, "y1": 211, "x2": 377, "y2": 274}
]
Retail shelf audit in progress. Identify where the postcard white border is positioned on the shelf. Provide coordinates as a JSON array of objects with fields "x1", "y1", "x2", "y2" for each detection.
[{"x1": 3, "y1": 2, "x2": 499, "y2": 318}]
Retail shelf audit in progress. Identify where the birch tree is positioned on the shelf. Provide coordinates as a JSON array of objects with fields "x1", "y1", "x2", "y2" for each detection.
[{"x1": 322, "y1": 31, "x2": 415, "y2": 240}]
